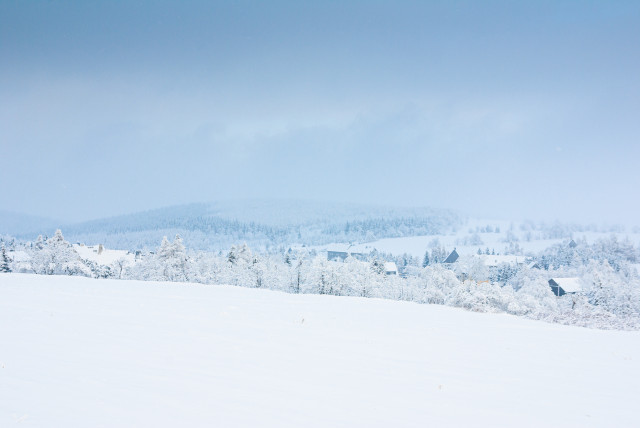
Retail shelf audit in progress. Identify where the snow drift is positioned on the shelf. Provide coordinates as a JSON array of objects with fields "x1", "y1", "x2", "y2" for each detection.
[{"x1": 1, "y1": 274, "x2": 639, "y2": 427}]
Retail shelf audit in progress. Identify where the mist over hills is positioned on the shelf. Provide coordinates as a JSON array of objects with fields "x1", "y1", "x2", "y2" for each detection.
[
  {"x1": 0, "y1": 211, "x2": 59, "y2": 237},
  {"x1": 2, "y1": 200, "x2": 462, "y2": 252}
]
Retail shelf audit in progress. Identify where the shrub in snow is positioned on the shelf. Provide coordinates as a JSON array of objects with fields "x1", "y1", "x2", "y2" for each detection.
[{"x1": 446, "y1": 281, "x2": 515, "y2": 313}]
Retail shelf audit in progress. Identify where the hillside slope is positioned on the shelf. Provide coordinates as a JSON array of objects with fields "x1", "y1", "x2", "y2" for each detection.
[
  {"x1": 1, "y1": 274, "x2": 639, "y2": 427},
  {"x1": 7, "y1": 200, "x2": 460, "y2": 251}
]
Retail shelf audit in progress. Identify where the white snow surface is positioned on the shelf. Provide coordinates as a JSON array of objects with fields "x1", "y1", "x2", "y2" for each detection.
[
  {"x1": 73, "y1": 244, "x2": 134, "y2": 265},
  {"x1": 1, "y1": 273, "x2": 639, "y2": 427},
  {"x1": 478, "y1": 254, "x2": 528, "y2": 267},
  {"x1": 312, "y1": 220, "x2": 640, "y2": 260}
]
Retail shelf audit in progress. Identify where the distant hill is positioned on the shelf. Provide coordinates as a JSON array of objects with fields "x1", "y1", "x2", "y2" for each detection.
[
  {"x1": 0, "y1": 210, "x2": 59, "y2": 237},
  {"x1": 6, "y1": 200, "x2": 463, "y2": 252}
]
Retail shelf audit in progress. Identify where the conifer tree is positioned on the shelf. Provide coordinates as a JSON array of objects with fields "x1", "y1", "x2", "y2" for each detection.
[
  {"x1": 0, "y1": 243, "x2": 11, "y2": 273},
  {"x1": 422, "y1": 250, "x2": 430, "y2": 267}
]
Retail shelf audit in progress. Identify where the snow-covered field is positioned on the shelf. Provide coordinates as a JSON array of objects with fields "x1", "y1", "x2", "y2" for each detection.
[
  {"x1": 73, "y1": 244, "x2": 134, "y2": 265},
  {"x1": 317, "y1": 224, "x2": 640, "y2": 259},
  {"x1": 341, "y1": 234, "x2": 563, "y2": 257},
  {"x1": 1, "y1": 274, "x2": 639, "y2": 427}
]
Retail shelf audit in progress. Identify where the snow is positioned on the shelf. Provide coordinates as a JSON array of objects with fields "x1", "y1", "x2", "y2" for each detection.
[
  {"x1": 311, "y1": 219, "x2": 640, "y2": 260},
  {"x1": 7, "y1": 250, "x2": 32, "y2": 273},
  {"x1": 478, "y1": 254, "x2": 527, "y2": 267},
  {"x1": 551, "y1": 277, "x2": 583, "y2": 293},
  {"x1": 73, "y1": 244, "x2": 134, "y2": 265},
  {"x1": 316, "y1": 234, "x2": 563, "y2": 259},
  {"x1": 7, "y1": 250, "x2": 29, "y2": 262},
  {"x1": 1, "y1": 273, "x2": 640, "y2": 427},
  {"x1": 325, "y1": 243, "x2": 353, "y2": 253},
  {"x1": 384, "y1": 262, "x2": 398, "y2": 273}
]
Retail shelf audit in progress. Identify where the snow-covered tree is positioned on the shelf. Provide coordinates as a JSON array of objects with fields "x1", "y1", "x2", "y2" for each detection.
[
  {"x1": 34, "y1": 235, "x2": 44, "y2": 250},
  {"x1": 422, "y1": 250, "x2": 430, "y2": 267},
  {"x1": 28, "y1": 230, "x2": 88, "y2": 275},
  {"x1": 0, "y1": 243, "x2": 11, "y2": 273},
  {"x1": 156, "y1": 234, "x2": 189, "y2": 281}
]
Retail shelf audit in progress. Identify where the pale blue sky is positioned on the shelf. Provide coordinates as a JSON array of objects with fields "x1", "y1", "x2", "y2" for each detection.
[{"x1": 1, "y1": 1, "x2": 639, "y2": 224}]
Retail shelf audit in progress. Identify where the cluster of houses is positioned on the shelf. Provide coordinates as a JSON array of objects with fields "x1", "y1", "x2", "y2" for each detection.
[
  {"x1": 325, "y1": 243, "x2": 583, "y2": 297},
  {"x1": 327, "y1": 245, "x2": 399, "y2": 275}
]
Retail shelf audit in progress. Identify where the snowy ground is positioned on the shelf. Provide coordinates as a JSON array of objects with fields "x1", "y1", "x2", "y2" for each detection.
[
  {"x1": 316, "y1": 220, "x2": 640, "y2": 259},
  {"x1": 1, "y1": 274, "x2": 639, "y2": 427},
  {"x1": 342, "y1": 234, "x2": 564, "y2": 257},
  {"x1": 73, "y1": 244, "x2": 134, "y2": 265}
]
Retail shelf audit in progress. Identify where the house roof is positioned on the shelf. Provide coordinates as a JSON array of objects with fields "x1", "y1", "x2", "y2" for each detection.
[
  {"x1": 478, "y1": 255, "x2": 526, "y2": 267},
  {"x1": 326, "y1": 244, "x2": 352, "y2": 253},
  {"x1": 384, "y1": 262, "x2": 398, "y2": 272},
  {"x1": 550, "y1": 277, "x2": 582, "y2": 293},
  {"x1": 443, "y1": 249, "x2": 459, "y2": 263}
]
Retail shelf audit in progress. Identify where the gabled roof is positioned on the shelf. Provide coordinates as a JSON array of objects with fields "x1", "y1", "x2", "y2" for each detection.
[
  {"x1": 549, "y1": 277, "x2": 582, "y2": 293},
  {"x1": 443, "y1": 249, "x2": 459, "y2": 264}
]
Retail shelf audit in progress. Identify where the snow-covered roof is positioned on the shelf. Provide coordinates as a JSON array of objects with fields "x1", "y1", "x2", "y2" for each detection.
[
  {"x1": 326, "y1": 244, "x2": 353, "y2": 253},
  {"x1": 550, "y1": 278, "x2": 582, "y2": 293},
  {"x1": 478, "y1": 255, "x2": 526, "y2": 267},
  {"x1": 384, "y1": 262, "x2": 398, "y2": 273},
  {"x1": 73, "y1": 244, "x2": 134, "y2": 266}
]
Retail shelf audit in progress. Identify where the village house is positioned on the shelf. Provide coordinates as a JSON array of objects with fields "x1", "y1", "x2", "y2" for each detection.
[
  {"x1": 326, "y1": 244, "x2": 367, "y2": 262},
  {"x1": 548, "y1": 277, "x2": 582, "y2": 297},
  {"x1": 443, "y1": 249, "x2": 459, "y2": 264},
  {"x1": 384, "y1": 262, "x2": 398, "y2": 275}
]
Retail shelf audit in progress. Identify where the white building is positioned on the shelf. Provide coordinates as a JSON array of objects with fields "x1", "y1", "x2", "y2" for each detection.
[{"x1": 384, "y1": 262, "x2": 398, "y2": 275}]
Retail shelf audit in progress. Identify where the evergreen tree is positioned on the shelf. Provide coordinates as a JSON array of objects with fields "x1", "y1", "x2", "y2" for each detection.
[
  {"x1": 155, "y1": 234, "x2": 189, "y2": 281},
  {"x1": 0, "y1": 243, "x2": 11, "y2": 273},
  {"x1": 227, "y1": 245, "x2": 238, "y2": 264},
  {"x1": 422, "y1": 250, "x2": 430, "y2": 267},
  {"x1": 34, "y1": 235, "x2": 44, "y2": 250},
  {"x1": 370, "y1": 259, "x2": 385, "y2": 274}
]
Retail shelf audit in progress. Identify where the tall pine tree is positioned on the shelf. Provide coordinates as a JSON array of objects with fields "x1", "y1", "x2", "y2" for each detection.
[
  {"x1": 422, "y1": 250, "x2": 430, "y2": 267},
  {"x1": 0, "y1": 243, "x2": 11, "y2": 273}
]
